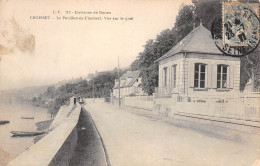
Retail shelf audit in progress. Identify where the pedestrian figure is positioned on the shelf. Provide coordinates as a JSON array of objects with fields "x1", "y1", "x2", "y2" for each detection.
[{"x1": 74, "y1": 97, "x2": 76, "y2": 105}]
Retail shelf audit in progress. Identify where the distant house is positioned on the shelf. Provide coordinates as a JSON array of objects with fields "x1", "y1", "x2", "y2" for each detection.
[
  {"x1": 156, "y1": 24, "x2": 241, "y2": 97},
  {"x1": 113, "y1": 70, "x2": 145, "y2": 98}
]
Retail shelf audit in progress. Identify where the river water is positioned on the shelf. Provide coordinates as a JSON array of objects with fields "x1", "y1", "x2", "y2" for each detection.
[{"x1": 0, "y1": 101, "x2": 50, "y2": 166}]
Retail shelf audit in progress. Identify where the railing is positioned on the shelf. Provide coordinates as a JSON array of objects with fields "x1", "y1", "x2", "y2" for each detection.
[
  {"x1": 189, "y1": 91, "x2": 260, "y2": 106},
  {"x1": 120, "y1": 88, "x2": 260, "y2": 122},
  {"x1": 155, "y1": 87, "x2": 260, "y2": 105},
  {"x1": 124, "y1": 96, "x2": 154, "y2": 110},
  {"x1": 155, "y1": 86, "x2": 176, "y2": 97},
  {"x1": 130, "y1": 95, "x2": 153, "y2": 101},
  {"x1": 153, "y1": 87, "x2": 260, "y2": 121},
  {"x1": 172, "y1": 102, "x2": 260, "y2": 122}
]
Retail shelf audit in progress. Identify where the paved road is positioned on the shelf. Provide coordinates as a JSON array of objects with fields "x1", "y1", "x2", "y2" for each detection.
[{"x1": 85, "y1": 101, "x2": 260, "y2": 166}]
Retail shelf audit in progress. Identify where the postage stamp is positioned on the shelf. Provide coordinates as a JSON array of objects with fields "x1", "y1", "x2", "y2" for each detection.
[
  {"x1": 222, "y1": 2, "x2": 259, "y2": 47},
  {"x1": 211, "y1": 2, "x2": 260, "y2": 57}
]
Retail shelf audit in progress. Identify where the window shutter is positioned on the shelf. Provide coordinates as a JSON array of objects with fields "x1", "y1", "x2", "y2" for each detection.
[
  {"x1": 207, "y1": 64, "x2": 212, "y2": 88},
  {"x1": 160, "y1": 68, "x2": 162, "y2": 87},
  {"x1": 229, "y1": 65, "x2": 234, "y2": 89},
  {"x1": 169, "y1": 66, "x2": 171, "y2": 87},
  {"x1": 177, "y1": 64, "x2": 180, "y2": 89},
  {"x1": 188, "y1": 62, "x2": 194, "y2": 88},
  {"x1": 212, "y1": 64, "x2": 217, "y2": 89}
]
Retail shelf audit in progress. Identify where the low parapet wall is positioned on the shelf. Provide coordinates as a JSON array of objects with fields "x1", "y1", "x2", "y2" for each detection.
[
  {"x1": 156, "y1": 101, "x2": 260, "y2": 133},
  {"x1": 7, "y1": 102, "x2": 81, "y2": 166},
  {"x1": 121, "y1": 96, "x2": 260, "y2": 133},
  {"x1": 124, "y1": 96, "x2": 154, "y2": 111}
]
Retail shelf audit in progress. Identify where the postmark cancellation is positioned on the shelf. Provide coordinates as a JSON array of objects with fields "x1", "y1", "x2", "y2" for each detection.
[{"x1": 222, "y1": 2, "x2": 259, "y2": 47}]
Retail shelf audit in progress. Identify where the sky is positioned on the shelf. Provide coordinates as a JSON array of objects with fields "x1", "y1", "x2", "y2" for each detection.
[{"x1": 0, "y1": 0, "x2": 191, "y2": 90}]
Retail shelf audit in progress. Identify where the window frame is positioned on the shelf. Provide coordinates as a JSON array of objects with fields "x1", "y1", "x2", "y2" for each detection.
[
  {"x1": 172, "y1": 65, "x2": 177, "y2": 88},
  {"x1": 194, "y1": 63, "x2": 207, "y2": 89},
  {"x1": 163, "y1": 67, "x2": 168, "y2": 87},
  {"x1": 217, "y1": 64, "x2": 228, "y2": 89}
]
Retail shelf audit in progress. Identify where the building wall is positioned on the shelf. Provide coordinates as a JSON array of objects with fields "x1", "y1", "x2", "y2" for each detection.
[
  {"x1": 187, "y1": 53, "x2": 240, "y2": 94},
  {"x1": 113, "y1": 78, "x2": 145, "y2": 98},
  {"x1": 158, "y1": 53, "x2": 240, "y2": 94},
  {"x1": 159, "y1": 53, "x2": 184, "y2": 93}
]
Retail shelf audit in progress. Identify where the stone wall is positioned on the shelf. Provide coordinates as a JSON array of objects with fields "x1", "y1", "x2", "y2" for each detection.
[
  {"x1": 7, "y1": 102, "x2": 81, "y2": 166},
  {"x1": 49, "y1": 126, "x2": 78, "y2": 166}
]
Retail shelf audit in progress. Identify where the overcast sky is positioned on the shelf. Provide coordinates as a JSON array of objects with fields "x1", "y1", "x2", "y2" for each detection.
[{"x1": 0, "y1": 0, "x2": 191, "y2": 90}]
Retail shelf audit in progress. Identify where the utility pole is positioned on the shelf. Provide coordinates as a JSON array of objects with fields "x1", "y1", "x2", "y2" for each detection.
[
  {"x1": 252, "y1": 68, "x2": 255, "y2": 92},
  {"x1": 118, "y1": 56, "x2": 121, "y2": 107},
  {"x1": 93, "y1": 75, "x2": 95, "y2": 102}
]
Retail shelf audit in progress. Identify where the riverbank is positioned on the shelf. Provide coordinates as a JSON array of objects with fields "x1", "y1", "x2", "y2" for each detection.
[
  {"x1": 34, "y1": 119, "x2": 54, "y2": 143},
  {"x1": 0, "y1": 102, "x2": 50, "y2": 166},
  {"x1": 6, "y1": 100, "x2": 82, "y2": 166}
]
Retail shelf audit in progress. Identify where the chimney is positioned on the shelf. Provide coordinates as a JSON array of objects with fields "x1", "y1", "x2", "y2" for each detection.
[
  {"x1": 200, "y1": 19, "x2": 202, "y2": 26},
  {"x1": 193, "y1": 22, "x2": 195, "y2": 29}
]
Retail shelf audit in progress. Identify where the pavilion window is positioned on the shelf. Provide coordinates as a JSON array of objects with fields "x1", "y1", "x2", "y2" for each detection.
[
  {"x1": 163, "y1": 67, "x2": 168, "y2": 87},
  {"x1": 194, "y1": 63, "x2": 206, "y2": 88},
  {"x1": 217, "y1": 65, "x2": 228, "y2": 88},
  {"x1": 172, "y1": 65, "x2": 177, "y2": 88}
]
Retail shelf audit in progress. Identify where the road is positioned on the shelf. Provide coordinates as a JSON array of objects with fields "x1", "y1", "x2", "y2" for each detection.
[{"x1": 84, "y1": 100, "x2": 260, "y2": 166}]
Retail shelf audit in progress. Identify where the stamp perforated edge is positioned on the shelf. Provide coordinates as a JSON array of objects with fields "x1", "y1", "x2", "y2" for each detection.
[{"x1": 222, "y1": 2, "x2": 260, "y2": 47}]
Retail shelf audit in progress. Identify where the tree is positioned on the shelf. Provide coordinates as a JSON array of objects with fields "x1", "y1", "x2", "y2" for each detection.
[
  {"x1": 130, "y1": 58, "x2": 140, "y2": 71},
  {"x1": 194, "y1": 1, "x2": 222, "y2": 29},
  {"x1": 45, "y1": 86, "x2": 55, "y2": 99},
  {"x1": 174, "y1": 4, "x2": 194, "y2": 40},
  {"x1": 32, "y1": 97, "x2": 37, "y2": 102},
  {"x1": 137, "y1": 0, "x2": 259, "y2": 93},
  {"x1": 193, "y1": 0, "x2": 259, "y2": 90},
  {"x1": 240, "y1": 47, "x2": 260, "y2": 90},
  {"x1": 139, "y1": 5, "x2": 194, "y2": 95}
]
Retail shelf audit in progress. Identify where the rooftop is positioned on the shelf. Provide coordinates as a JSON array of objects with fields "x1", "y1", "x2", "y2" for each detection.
[
  {"x1": 157, "y1": 24, "x2": 223, "y2": 62},
  {"x1": 114, "y1": 70, "x2": 140, "y2": 89}
]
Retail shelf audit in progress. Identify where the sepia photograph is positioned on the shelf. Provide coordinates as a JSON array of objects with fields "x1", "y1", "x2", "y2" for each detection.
[{"x1": 0, "y1": 0, "x2": 259, "y2": 165}]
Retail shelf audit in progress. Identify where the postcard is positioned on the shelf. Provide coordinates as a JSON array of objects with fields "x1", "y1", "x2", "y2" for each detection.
[{"x1": 0, "y1": 0, "x2": 259, "y2": 166}]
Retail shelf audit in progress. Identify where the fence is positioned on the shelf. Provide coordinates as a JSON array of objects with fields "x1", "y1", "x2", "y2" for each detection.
[
  {"x1": 171, "y1": 102, "x2": 260, "y2": 122},
  {"x1": 113, "y1": 89, "x2": 260, "y2": 123},
  {"x1": 188, "y1": 91, "x2": 260, "y2": 107},
  {"x1": 123, "y1": 96, "x2": 154, "y2": 110},
  {"x1": 155, "y1": 86, "x2": 259, "y2": 105},
  {"x1": 153, "y1": 91, "x2": 260, "y2": 123},
  {"x1": 155, "y1": 87, "x2": 173, "y2": 98}
]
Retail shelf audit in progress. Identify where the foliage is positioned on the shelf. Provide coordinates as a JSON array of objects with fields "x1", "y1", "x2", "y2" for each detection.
[
  {"x1": 136, "y1": 0, "x2": 259, "y2": 93},
  {"x1": 194, "y1": 1, "x2": 222, "y2": 29},
  {"x1": 32, "y1": 68, "x2": 127, "y2": 116},
  {"x1": 130, "y1": 58, "x2": 140, "y2": 71},
  {"x1": 240, "y1": 47, "x2": 260, "y2": 90},
  {"x1": 138, "y1": 4, "x2": 194, "y2": 95},
  {"x1": 45, "y1": 86, "x2": 55, "y2": 99},
  {"x1": 48, "y1": 93, "x2": 74, "y2": 117}
]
